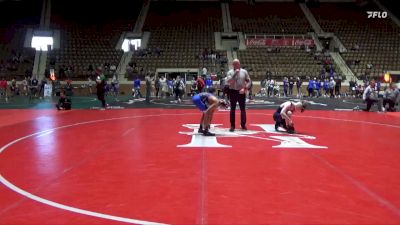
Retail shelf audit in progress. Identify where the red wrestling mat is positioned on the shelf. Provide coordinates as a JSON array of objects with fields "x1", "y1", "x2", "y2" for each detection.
[
  {"x1": 386, "y1": 112, "x2": 400, "y2": 118},
  {"x1": 1, "y1": 109, "x2": 400, "y2": 225}
]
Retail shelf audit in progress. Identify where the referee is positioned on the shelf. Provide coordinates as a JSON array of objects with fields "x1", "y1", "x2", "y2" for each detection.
[{"x1": 226, "y1": 59, "x2": 251, "y2": 132}]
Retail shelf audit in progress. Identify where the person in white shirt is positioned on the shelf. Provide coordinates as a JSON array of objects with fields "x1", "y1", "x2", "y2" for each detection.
[
  {"x1": 362, "y1": 79, "x2": 383, "y2": 112},
  {"x1": 383, "y1": 83, "x2": 399, "y2": 112},
  {"x1": 226, "y1": 59, "x2": 251, "y2": 132}
]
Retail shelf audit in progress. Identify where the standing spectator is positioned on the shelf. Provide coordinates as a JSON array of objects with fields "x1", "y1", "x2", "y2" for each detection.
[
  {"x1": 376, "y1": 80, "x2": 381, "y2": 93},
  {"x1": 190, "y1": 76, "x2": 198, "y2": 97},
  {"x1": 260, "y1": 76, "x2": 268, "y2": 97},
  {"x1": 87, "y1": 76, "x2": 94, "y2": 95},
  {"x1": 205, "y1": 76, "x2": 213, "y2": 92},
  {"x1": 315, "y1": 79, "x2": 322, "y2": 97},
  {"x1": 96, "y1": 72, "x2": 107, "y2": 109},
  {"x1": 323, "y1": 78, "x2": 330, "y2": 97},
  {"x1": 64, "y1": 78, "x2": 73, "y2": 97},
  {"x1": 288, "y1": 76, "x2": 294, "y2": 96},
  {"x1": 382, "y1": 83, "x2": 399, "y2": 112},
  {"x1": 202, "y1": 67, "x2": 207, "y2": 76},
  {"x1": 283, "y1": 77, "x2": 289, "y2": 97},
  {"x1": 10, "y1": 77, "x2": 18, "y2": 97},
  {"x1": 154, "y1": 75, "x2": 160, "y2": 98},
  {"x1": 337, "y1": 74, "x2": 343, "y2": 95},
  {"x1": 362, "y1": 79, "x2": 383, "y2": 112},
  {"x1": 53, "y1": 78, "x2": 61, "y2": 97},
  {"x1": 226, "y1": 59, "x2": 251, "y2": 132},
  {"x1": 329, "y1": 77, "x2": 336, "y2": 98},
  {"x1": 0, "y1": 77, "x2": 8, "y2": 101},
  {"x1": 307, "y1": 78, "x2": 315, "y2": 97},
  {"x1": 39, "y1": 76, "x2": 48, "y2": 98},
  {"x1": 268, "y1": 78, "x2": 274, "y2": 97},
  {"x1": 296, "y1": 76, "x2": 303, "y2": 98},
  {"x1": 159, "y1": 75, "x2": 167, "y2": 98},
  {"x1": 349, "y1": 78, "x2": 356, "y2": 97},
  {"x1": 29, "y1": 76, "x2": 39, "y2": 98},
  {"x1": 145, "y1": 73, "x2": 153, "y2": 103},
  {"x1": 22, "y1": 76, "x2": 29, "y2": 96},
  {"x1": 196, "y1": 75, "x2": 205, "y2": 93},
  {"x1": 248, "y1": 80, "x2": 253, "y2": 100},
  {"x1": 133, "y1": 76, "x2": 142, "y2": 98},
  {"x1": 111, "y1": 74, "x2": 119, "y2": 99},
  {"x1": 167, "y1": 78, "x2": 173, "y2": 97},
  {"x1": 174, "y1": 75, "x2": 185, "y2": 103},
  {"x1": 335, "y1": 76, "x2": 341, "y2": 97}
]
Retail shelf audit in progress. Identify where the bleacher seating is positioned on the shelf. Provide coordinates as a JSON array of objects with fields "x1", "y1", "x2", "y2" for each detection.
[
  {"x1": 230, "y1": 2, "x2": 326, "y2": 80},
  {"x1": 1, "y1": 0, "x2": 398, "y2": 84},
  {"x1": 48, "y1": 1, "x2": 141, "y2": 80},
  {"x1": 46, "y1": 23, "x2": 125, "y2": 80},
  {"x1": 310, "y1": 2, "x2": 400, "y2": 79},
  {"x1": 132, "y1": 1, "x2": 224, "y2": 77},
  {"x1": 230, "y1": 2, "x2": 312, "y2": 34},
  {"x1": 237, "y1": 47, "x2": 332, "y2": 80},
  {"x1": 0, "y1": 0, "x2": 39, "y2": 80}
]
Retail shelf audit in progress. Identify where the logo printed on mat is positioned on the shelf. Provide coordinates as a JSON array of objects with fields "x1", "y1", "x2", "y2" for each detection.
[{"x1": 178, "y1": 124, "x2": 327, "y2": 149}]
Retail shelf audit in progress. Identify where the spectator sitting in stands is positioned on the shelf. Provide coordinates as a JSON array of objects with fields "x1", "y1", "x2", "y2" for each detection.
[
  {"x1": 110, "y1": 64, "x2": 116, "y2": 72},
  {"x1": 273, "y1": 48, "x2": 280, "y2": 53},
  {"x1": 314, "y1": 52, "x2": 321, "y2": 60},
  {"x1": 155, "y1": 47, "x2": 161, "y2": 57},
  {"x1": 324, "y1": 58, "x2": 332, "y2": 65},
  {"x1": 350, "y1": 43, "x2": 360, "y2": 51},
  {"x1": 306, "y1": 46, "x2": 311, "y2": 53}
]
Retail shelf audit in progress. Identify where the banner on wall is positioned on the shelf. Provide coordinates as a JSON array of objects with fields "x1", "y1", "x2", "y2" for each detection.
[{"x1": 246, "y1": 38, "x2": 314, "y2": 47}]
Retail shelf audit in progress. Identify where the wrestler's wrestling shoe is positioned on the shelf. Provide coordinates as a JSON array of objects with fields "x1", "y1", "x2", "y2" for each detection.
[{"x1": 286, "y1": 125, "x2": 296, "y2": 134}]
